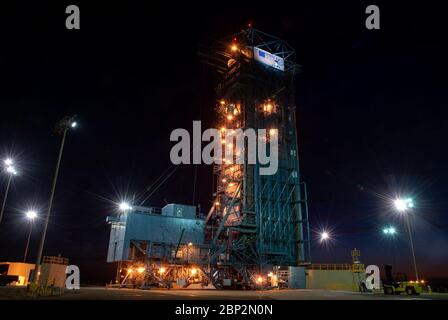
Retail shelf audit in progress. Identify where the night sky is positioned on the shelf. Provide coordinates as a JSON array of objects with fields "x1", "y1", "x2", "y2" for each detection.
[{"x1": 0, "y1": 2, "x2": 447, "y2": 284}]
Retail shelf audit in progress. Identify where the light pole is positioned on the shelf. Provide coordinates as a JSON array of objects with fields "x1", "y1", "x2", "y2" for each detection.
[
  {"x1": 0, "y1": 159, "x2": 18, "y2": 226},
  {"x1": 320, "y1": 231, "x2": 330, "y2": 243},
  {"x1": 24, "y1": 210, "x2": 37, "y2": 262},
  {"x1": 394, "y1": 198, "x2": 419, "y2": 281},
  {"x1": 187, "y1": 242, "x2": 193, "y2": 263},
  {"x1": 115, "y1": 201, "x2": 132, "y2": 282},
  {"x1": 33, "y1": 115, "x2": 77, "y2": 283},
  {"x1": 382, "y1": 226, "x2": 396, "y2": 235},
  {"x1": 382, "y1": 226, "x2": 397, "y2": 268},
  {"x1": 119, "y1": 202, "x2": 132, "y2": 212}
]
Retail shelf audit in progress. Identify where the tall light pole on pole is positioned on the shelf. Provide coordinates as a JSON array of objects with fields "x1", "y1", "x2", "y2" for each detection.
[
  {"x1": 115, "y1": 202, "x2": 132, "y2": 283},
  {"x1": 319, "y1": 231, "x2": 330, "y2": 243},
  {"x1": 0, "y1": 159, "x2": 18, "y2": 226},
  {"x1": 187, "y1": 242, "x2": 193, "y2": 263},
  {"x1": 394, "y1": 198, "x2": 419, "y2": 281},
  {"x1": 382, "y1": 226, "x2": 398, "y2": 268},
  {"x1": 24, "y1": 210, "x2": 38, "y2": 262},
  {"x1": 33, "y1": 115, "x2": 77, "y2": 283}
]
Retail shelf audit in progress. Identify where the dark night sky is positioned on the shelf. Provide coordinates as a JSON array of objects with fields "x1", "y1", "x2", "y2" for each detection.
[{"x1": 0, "y1": 2, "x2": 447, "y2": 283}]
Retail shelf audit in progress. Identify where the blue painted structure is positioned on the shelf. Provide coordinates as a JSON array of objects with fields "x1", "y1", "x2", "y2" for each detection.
[{"x1": 106, "y1": 204, "x2": 204, "y2": 262}]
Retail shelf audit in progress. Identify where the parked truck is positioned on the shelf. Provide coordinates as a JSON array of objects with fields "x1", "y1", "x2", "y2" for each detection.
[{"x1": 383, "y1": 265, "x2": 423, "y2": 295}]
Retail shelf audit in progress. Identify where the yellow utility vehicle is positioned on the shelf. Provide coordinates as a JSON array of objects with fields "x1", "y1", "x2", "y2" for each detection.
[{"x1": 383, "y1": 265, "x2": 424, "y2": 295}]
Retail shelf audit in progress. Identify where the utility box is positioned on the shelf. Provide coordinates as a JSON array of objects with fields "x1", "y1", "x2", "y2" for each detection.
[
  {"x1": 223, "y1": 279, "x2": 232, "y2": 287},
  {"x1": 288, "y1": 266, "x2": 306, "y2": 289},
  {"x1": 176, "y1": 279, "x2": 186, "y2": 287}
]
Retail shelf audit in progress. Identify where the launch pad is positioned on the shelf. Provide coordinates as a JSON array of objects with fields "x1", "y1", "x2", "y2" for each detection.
[{"x1": 107, "y1": 27, "x2": 312, "y2": 290}]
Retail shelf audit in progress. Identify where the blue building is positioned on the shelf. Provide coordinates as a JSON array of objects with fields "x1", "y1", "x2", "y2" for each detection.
[{"x1": 107, "y1": 204, "x2": 204, "y2": 263}]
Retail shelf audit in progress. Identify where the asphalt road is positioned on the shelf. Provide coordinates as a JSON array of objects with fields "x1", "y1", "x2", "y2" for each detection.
[{"x1": 1, "y1": 286, "x2": 447, "y2": 300}]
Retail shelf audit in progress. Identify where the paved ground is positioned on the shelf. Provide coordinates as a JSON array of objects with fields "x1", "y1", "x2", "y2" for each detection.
[{"x1": 1, "y1": 286, "x2": 447, "y2": 300}]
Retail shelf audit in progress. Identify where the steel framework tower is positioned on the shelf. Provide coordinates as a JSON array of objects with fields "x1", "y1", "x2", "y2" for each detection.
[{"x1": 200, "y1": 28, "x2": 311, "y2": 285}]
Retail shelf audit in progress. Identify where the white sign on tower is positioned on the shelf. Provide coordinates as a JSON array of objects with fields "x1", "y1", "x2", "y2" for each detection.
[{"x1": 254, "y1": 47, "x2": 285, "y2": 71}]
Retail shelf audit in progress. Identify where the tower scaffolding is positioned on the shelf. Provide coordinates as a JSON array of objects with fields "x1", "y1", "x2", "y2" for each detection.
[{"x1": 200, "y1": 27, "x2": 311, "y2": 287}]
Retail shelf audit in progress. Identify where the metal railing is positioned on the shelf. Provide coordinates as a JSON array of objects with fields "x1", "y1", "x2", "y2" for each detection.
[
  {"x1": 42, "y1": 256, "x2": 68, "y2": 265},
  {"x1": 307, "y1": 264, "x2": 352, "y2": 270}
]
